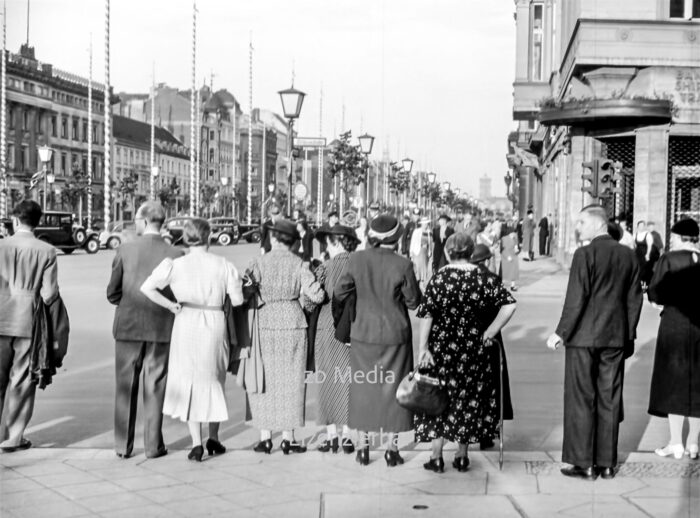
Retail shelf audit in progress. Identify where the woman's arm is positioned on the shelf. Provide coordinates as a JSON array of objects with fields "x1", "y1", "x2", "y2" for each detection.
[
  {"x1": 417, "y1": 316, "x2": 434, "y2": 366},
  {"x1": 140, "y1": 283, "x2": 181, "y2": 314},
  {"x1": 483, "y1": 303, "x2": 517, "y2": 341}
]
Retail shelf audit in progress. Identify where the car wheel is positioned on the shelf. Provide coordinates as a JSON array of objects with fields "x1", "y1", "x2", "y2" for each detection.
[
  {"x1": 107, "y1": 237, "x2": 121, "y2": 249},
  {"x1": 217, "y1": 233, "x2": 232, "y2": 246},
  {"x1": 250, "y1": 231, "x2": 261, "y2": 243},
  {"x1": 73, "y1": 228, "x2": 87, "y2": 246},
  {"x1": 163, "y1": 236, "x2": 173, "y2": 245},
  {"x1": 62, "y1": 248, "x2": 74, "y2": 255},
  {"x1": 85, "y1": 238, "x2": 100, "y2": 254}
]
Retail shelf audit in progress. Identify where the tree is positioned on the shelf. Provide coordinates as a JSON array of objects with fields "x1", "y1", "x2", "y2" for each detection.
[
  {"x1": 200, "y1": 183, "x2": 218, "y2": 218},
  {"x1": 158, "y1": 178, "x2": 179, "y2": 215},
  {"x1": 61, "y1": 164, "x2": 90, "y2": 219},
  {"x1": 115, "y1": 170, "x2": 138, "y2": 217},
  {"x1": 327, "y1": 131, "x2": 368, "y2": 210}
]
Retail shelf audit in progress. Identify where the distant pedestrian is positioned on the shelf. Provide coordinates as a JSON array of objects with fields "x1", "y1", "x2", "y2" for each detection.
[
  {"x1": 291, "y1": 219, "x2": 313, "y2": 262},
  {"x1": 463, "y1": 212, "x2": 480, "y2": 242},
  {"x1": 431, "y1": 214, "x2": 454, "y2": 273},
  {"x1": 538, "y1": 214, "x2": 550, "y2": 256},
  {"x1": 500, "y1": 230, "x2": 520, "y2": 291},
  {"x1": 647, "y1": 221, "x2": 664, "y2": 257},
  {"x1": 634, "y1": 221, "x2": 655, "y2": 288},
  {"x1": 260, "y1": 205, "x2": 282, "y2": 255},
  {"x1": 319, "y1": 211, "x2": 340, "y2": 259},
  {"x1": 355, "y1": 217, "x2": 368, "y2": 250},
  {"x1": 410, "y1": 218, "x2": 431, "y2": 290},
  {"x1": 140, "y1": 218, "x2": 244, "y2": 462},
  {"x1": 522, "y1": 211, "x2": 536, "y2": 261},
  {"x1": 647, "y1": 218, "x2": 700, "y2": 461},
  {"x1": 334, "y1": 214, "x2": 421, "y2": 467},
  {"x1": 416, "y1": 234, "x2": 516, "y2": 473},
  {"x1": 106, "y1": 201, "x2": 183, "y2": 459},
  {"x1": 547, "y1": 204, "x2": 642, "y2": 480},
  {"x1": 0, "y1": 201, "x2": 60, "y2": 453}
]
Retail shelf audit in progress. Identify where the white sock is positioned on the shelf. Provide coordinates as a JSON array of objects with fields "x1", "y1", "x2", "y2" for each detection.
[
  {"x1": 327, "y1": 424, "x2": 338, "y2": 439},
  {"x1": 282, "y1": 430, "x2": 293, "y2": 442},
  {"x1": 260, "y1": 429, "x2": 271, "y2": 441}
]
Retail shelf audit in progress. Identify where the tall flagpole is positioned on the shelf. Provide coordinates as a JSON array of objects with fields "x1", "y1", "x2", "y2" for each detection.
[
  {"x1": 189, "y1": 0, "x2": 197, "y2": 216},
  {"x1": 0, "y1": 0, "x2": 7, "y2": 220},
  {"x1": 195, "y1": 87, "x2": 201, "y2": 215},
  {"x1": 261, "y1": 121, "x2": 266, "y2": 209},
  {"x1": 317, "y1": 84, "x2": 323, "y2": 226},
  {"x1": 149, "y1": 63, "x2": 156, "y2": 200},
  {"x1": 247, "y1": 33, "x2": 252, "y2": 225},
  {"x1": 87, "y1": 34, "x2": 93, "y2": 228},
  {"x1": 232, "y1": 105, "x2": 236, "y2": 219},
  {"x1": 103, "y1": 0, "x2": 111, "y2": 230}
]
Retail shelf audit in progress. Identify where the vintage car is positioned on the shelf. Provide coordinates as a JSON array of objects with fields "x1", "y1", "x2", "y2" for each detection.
[
  {"x1": 34, "y1": 211, "x2": 100, "y2": 254},
  {"x1": 99, "y1": 220, "x2": 138, "y2": 249},
  {"x1": 208, "y1": 217, "x2": 240, "y2": 246}
]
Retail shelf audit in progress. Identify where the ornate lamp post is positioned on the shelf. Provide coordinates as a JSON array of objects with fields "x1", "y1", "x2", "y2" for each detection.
[
  {"x1": 278, "y1": 86, "x2": 306, "y2": 216},
  {"x1": 151, "y1": 165, "x2": 159, "y2": 201},
  {"x1": 220, "y1": 176, "x2": 229, "y2": 216},
  {"x1": 427, "y1": 172, "x2": 436, "y2": 220},
  {"x1": 37, "y1": 146, "x2": 54, "y2": 212},
  {"x1": 358, "y1": 133, "x2": 375, "y2": 216}
]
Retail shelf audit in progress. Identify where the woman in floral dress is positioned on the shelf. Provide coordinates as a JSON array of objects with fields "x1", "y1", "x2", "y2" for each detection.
[{"x1": 415, "y1": 233, "x2": 517, "y2": 473}]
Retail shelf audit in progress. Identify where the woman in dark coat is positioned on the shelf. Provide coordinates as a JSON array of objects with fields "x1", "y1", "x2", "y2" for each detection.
[
  {"x1": 312, "y1": 224, "x2": 359, "y2": 454},
  {"x1": 648, "y1": 218, "x2": 700, "y2": 460},
  {"x1": 291, "y1": 220, "x2": 314, "y2": 262},
  {"x1": 334, "y1": 215, "x2": 421, "y2": 467}
]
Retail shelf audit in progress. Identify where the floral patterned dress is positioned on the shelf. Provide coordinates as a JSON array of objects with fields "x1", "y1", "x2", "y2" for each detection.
[{"x1": 414, "y1": 265, "x2": 516, "y2": 444}]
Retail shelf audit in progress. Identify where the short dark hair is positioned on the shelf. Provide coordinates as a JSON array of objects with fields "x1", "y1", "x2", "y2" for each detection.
[
  {"x1": 328, "y1": 233, "x2": 359, "y2": 253},
  {"x1": 183, "y1": 218, "x2": 211, "y2": 246},
  {"x1": 272, "y1": 230, "x2": 296, "y2": 247},
  {"x1": 12, "y1": 200, "x2": 42, "y2": 228}
]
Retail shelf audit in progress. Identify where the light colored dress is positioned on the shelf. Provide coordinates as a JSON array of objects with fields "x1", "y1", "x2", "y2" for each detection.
[{"x1": 143, "y1": 249, "x2": 243, "y2": 423}]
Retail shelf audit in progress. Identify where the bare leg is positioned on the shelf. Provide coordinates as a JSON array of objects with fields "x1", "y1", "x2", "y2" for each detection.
[
  {"x1": 431, "y1": 437, "x2": 444, "y2": 460},
  {"x1": 687, "y1": 417, "x2": 700, "y2": 448},
  {"x1": 668, "y1": 414, "x2": 684, "y2": 445}
]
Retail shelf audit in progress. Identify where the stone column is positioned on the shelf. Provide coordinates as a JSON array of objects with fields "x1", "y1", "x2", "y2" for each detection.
[{"x1": 633, "y1": 125, "x2": 669, "y2": 239}]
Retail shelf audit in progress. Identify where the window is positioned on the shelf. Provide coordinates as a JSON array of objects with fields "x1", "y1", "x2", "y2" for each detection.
[
  {"x1": 82, "y1": 156, "x2": 87, "y2": 174},
  {"x1": 82, "y1": 121, "x2": 88, "y2": 142},
  {"x1": 22, "y1": 110, "x2": 28, "y2": 131},
  {"x1": 209, "y1": 169, "x2": 214, "y2": 178},
  {"x1": 530, "y1": 3, "x2": 544, "y2": 81},
  {"x1": 8, "y1": 108, "x2": 14, "y2": 130},
  {"x1": 21, "y1": 145, "x2": 28, "y2": 170},
  {"x1": 670, "y1": 0, "x2": 700, "y2": 18},
  {"x1": 61, "y1": 117, "x2": 67, "y2": 138},
  {"x1": 209, "y1": 148, "x2": 215, "y2": 162},
  {"x1": 92, "y1": 123, "x2": 98, "y2": 144},
  {"x1": 7, "y1": 143, "x2": 15, "y2": 168},
  {"x1": 72, "y1": 118, "x2": 79, "y2": 140},
  {"x1": 210, "y1": 130, "x2": 215, "y2": 140},
  {"x1": 61, "y1": 153, "x2": 67, "y2": 175},
  {"x1": 51, "y1": 116, "x2": 57, "y2": 137}
]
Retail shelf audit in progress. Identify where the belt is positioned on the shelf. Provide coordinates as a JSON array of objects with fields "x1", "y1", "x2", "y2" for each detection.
[{"x1": 181, "y1": 302, "x2": 223, "y2": 311}]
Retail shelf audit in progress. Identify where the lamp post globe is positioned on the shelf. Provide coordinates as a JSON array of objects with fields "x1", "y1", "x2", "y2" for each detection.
[
  {"x1": 278, "y1": 86, "x2": 306, "y2": 215},
  {"x1": 401, "y1": 157, "x2": 413, "y2": 175},
  {"x1": 442, "y1": 181, "x2": 451, "y2": 191},
  {"x1": 428, "y1": 172, "x2": 436, "y2": 184},
  {"x1": 358, "y1": 133, "x2": 375, "y2": 155}
]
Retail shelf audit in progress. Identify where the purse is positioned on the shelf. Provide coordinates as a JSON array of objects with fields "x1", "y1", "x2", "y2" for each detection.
[{"x1": 395, "y1": 369, "x2": 448, "y2": 416}]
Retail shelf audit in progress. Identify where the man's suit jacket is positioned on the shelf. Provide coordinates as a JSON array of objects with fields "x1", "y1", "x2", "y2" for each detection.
[
  {"x1": 260, "y1": 219, "x2": 274, "y2": 253},
  {"x1": 432, "y1": 226, "x2": 455, "y2": 271},
  {"x1": 538, "y1": 217, "x2": 550, "y2": 236},
  {"x1": 106, "y1": 234, "x2": 184, "y2": 342},
  {"x1": 0, "y1": 231, "x2": 59, "y2": 338},
  {"x1": 402, "y1": 221, "x2": 416, "y2": 255},
  {"x1": 291, "y1": 231, "x2": 314, "y2": 262},
  {"x1": 555, "y1": 234, "x2": 642, "y2": 349},
  {"x1": 334, "y1": 247, "x2": 421, "y2": 346}
]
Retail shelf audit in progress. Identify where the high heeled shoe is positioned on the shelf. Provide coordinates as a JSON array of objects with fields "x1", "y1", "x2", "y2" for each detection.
[
  {"x1": 280, "y1": 440, "x2": 307, "y2": 454},
  {"x1": 253, "y1": 439, "x2": 273, "y2": 454},
  {"x1": 206, "y1": 438, "x2": 226, "y2": 456},
  {"x1": 452, "y1": 455, "x2": 470, "y2": 472},
  {"x1": 187, "y1": 445, "x2": 204, "y2": 462},
  {"x1": 341, "y1": 437, "x2": 355, "y2": 455},
  {"x1": 655, "y1": 443, "x2": 685, "y2": 460},
  {"x1": 686, "y1": 444, "x2": 699, "y2": 460},
  {"x1": 317, "y1": 437, "x2": 339, "y2": 453},
  {"x1": 384, "y1": 449, "x2": 404, "y2": 467},
  {"x1": 356, "y1": 446, "x2": 370, "y2": 466},
  {"x1": 423, "y1": 456, "x2": 444, "y2": 473}
]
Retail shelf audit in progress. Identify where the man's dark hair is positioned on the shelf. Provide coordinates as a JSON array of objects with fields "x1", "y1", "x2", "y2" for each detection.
[
  {"x1": 328, "y1": 233, "x2": 359, "y2": 253},
  {"x1": 272, "y1": 230, "x2": 296, "y2": 247},
  {"x1": 12, "y1": 200, "x2": 42, "y2": 228}
]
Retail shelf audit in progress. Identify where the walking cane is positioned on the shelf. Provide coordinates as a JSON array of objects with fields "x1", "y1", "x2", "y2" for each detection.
[{"x1": 486, "y1": 337, "x2": 505, "y2": 471}]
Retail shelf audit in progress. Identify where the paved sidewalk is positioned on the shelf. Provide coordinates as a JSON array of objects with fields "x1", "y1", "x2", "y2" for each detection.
[{"x1": 1, "y1": 447, "x2": 698, "y2": 518}]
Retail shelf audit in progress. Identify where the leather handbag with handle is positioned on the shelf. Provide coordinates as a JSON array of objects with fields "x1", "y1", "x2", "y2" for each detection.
[{"x1": 395, "y1": 368, "x2": 448, "y2": 416}]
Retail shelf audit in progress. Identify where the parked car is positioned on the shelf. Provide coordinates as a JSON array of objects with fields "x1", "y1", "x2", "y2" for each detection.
[
  {"x1": 99, "y1": 220, "x2": 137, "y2": 249},
  {"x1": 239, "y1": 222, "x2": 262, "y2": 243},
  {"x1": 161, "y1": 216, "x2": 193, "y2": 246},
  {"x1": 34, "y1": 211, "x2": 100, "y2": 254},
  {"x1": 208, "y1": 217, "x2": 240, "y2": 246},
  {"x1": 0, "y1": 217, "x2": 12, "y2": 238}
]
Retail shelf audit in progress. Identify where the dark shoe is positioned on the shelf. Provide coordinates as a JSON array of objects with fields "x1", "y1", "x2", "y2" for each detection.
[
  {"x1": 452, "y1": 455, "x2": 470, "y2": 472},
  {"x1": 0, "y1": 439, "x2": 32, "y2": 453},
  {"x1": 479, "y1": 438, "x2": 495, "y2": 450},
  {"x1": 423, "y1": 457, "x2": 445, "y2": 473},
  {"x1": 280, "y1": 440, "x2": 307, "y2": 455},
  {"x1": 384, "y1": 449, "x2": 404, "y2": 467},
  {"x1": 356, "y1": 446, "x2": 370, "y2": 466},
  {"x1": 560, "y1": 465, "x2": 597, "y2": 480},
  {"x1": 253, "y1": 439, "x2": 273, "y2": 454},
  {"x1": 145, "y1": 449, "x2": 168, "y2": 459},
  {"x1": 206, "y1": 438, "x2": 226, "y2": 456},
  {"x1": 341, "y1": 437, "x2": 355, "y2": 455},
  {"x1": 317, "y1": 437, "x2": 339, "y2": 453},
  {"x1": 598, "y1": 466, "x2": 617, "y2": 480},
  {"x1": 187, "y1": 445, "x2": 204, "y2": 462},
  {"x1": 115, "y1": 452, "x2": 131, "y2": 459}
]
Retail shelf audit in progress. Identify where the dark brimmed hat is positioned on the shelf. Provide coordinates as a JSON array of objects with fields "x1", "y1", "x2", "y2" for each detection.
[
  {"x1": 438, "y1": 213, "x2": 452, "y2": 222},
  {"x1": 671, "y1": 218, "x2": 699, "y2": 237},
  {"x1": 315, "y1": 224, "x2": 359, "y2": 243},
  {"x1": 368, "y1": 214, "x2": 403, "y2": 245},
  {"x1": 328, "y1": 211, "x2": 339, "y2": 219},
  {"x1": 469, "y1": 244, "x2": 492, "y2": 264},
  {"x1": 445, "y1": 232, "x2": 474, "y2": 255},
  {"x1": 272, "y1": 219, "x2": 299, "y2": 240}
]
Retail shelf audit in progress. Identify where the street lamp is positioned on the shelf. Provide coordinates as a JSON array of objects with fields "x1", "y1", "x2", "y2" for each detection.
[
  {"x1": 37, "y1": 146, "x2": 54, "y2": 212},
  {"x1": 358, "y1": 133, "x2": 375, "y2": 216},
  {"x1": 278, "y1": 86, "x2": 306, "y2": 215},
  {"x1": 220, "y1": 177, "x2": 229, "y2": 216},
  {"x1": 442, "y1": 181, "x2": 451, "y2": 191},
  {"x1": 428, "y1": 172, "x2": 436, "y2": 184},
  {"x1": 401, "y1": 158, "x2": 413, "y2": 175}
]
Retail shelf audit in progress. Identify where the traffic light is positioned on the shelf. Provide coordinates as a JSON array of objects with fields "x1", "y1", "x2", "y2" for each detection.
[
  {"x1": 598, "y1": 159, "x2": 623, "y2": 198},
  {"x1": 581, "y1": 160, "x2": 599, "y2": 198}
]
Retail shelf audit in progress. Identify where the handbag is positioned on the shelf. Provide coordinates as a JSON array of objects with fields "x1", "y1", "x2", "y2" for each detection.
[{"x1": 396, "y1": 368, "x2": 448, "y2": 416}]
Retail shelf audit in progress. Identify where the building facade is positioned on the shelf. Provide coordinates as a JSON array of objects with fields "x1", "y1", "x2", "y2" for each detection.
[
  {"x1": 3, "y1": 44, "x2": 107, "y2": 219},
  {"x1": 509, "y1": 0, "x2": 700, "y2": 265}
]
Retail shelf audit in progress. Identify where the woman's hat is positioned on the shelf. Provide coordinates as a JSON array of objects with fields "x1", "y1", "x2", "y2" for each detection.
[
  {"x1": 438, "y1": 213, "x2": 452, "y2": 222},
  {"x1": 315, "y1": 223, "x2": 360, "y2": 243},
  {"x1": 272, "y1": 219, "x2": 299, "y2": 239},
  {"x1": 671, "y1": 218, "x2": 699, "y2": 238},
  {"x1": 368, "y1": 214, "x2": 403, "y2": 244},
  {"x1": 445, "y1": 232, "x2": 474, "y2": 255},
  {"x1": 469, "y1": 243, "x2": 492, "y2": 264}
]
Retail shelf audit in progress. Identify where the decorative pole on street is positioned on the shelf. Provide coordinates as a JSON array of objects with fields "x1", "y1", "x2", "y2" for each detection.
[
  {"x1": 0, "y1": 0, "x2": 7, "y2": 220},
  {"x1": 317, "y1": 84, "x2": 323, "y2": 226},
  {"x1": 195, "y1": 88, "x2": 201, "y2": 215},
  {"x1": 278, "y1": 83, "x2": 305, "y2": 218},
  {"x1": 150, "y1": 62, "x2": 156, "y2": 200},
  {"x1": 103, "y1": 0, "x2": 111, "y2": 231},
  {"x1": 231, "y1": 103, "x2": 236, "y2": 219},
  {"x1": 86, "y1": 35, "x2": 93, "y2": 228},
  {"x1": 189, "y1": 0, "x2": 197, "y2": 216},
  {"x1": 261, "y1": 121, "x2": 266, "y2": 220},
  {"x1": 358, "y1": 133, "x2": 375, "y2": 217},
  {"x1": 247, "y1": 34, "x2": 253, "y2": 225}
]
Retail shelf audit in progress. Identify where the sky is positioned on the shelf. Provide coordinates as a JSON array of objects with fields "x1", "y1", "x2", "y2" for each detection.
[{"x1": 6, "y1": 0, "x2": 516, "y2": 198}]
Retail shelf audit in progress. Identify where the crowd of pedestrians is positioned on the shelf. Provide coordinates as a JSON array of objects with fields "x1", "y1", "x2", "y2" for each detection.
[{"x1": 0, "y1": 198, "x2": 698, "y2": 483}]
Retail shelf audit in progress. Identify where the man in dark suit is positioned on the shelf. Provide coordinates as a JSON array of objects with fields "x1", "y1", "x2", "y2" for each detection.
[
  {"x1": 401, "y1": 208, "x2": 420, "y2": 257},
  {"x1": 106, "y1": 201, "x2": 183, "y2": 459},
  {"x1": 538, "y1": 214, "x2": 550, "y2": 256},
  {"x1": 260, "y1": 204, "x2": 281, "y2": 255},
  {"x1": 431, "y1": 214, "x2": 455, "y2": 272},
  {"x1": 547, "y1": 204, "x2": 642, "y2": 480},
  {"x1": 0, "y1": 201, "x2": 59, "y2": 452}
]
